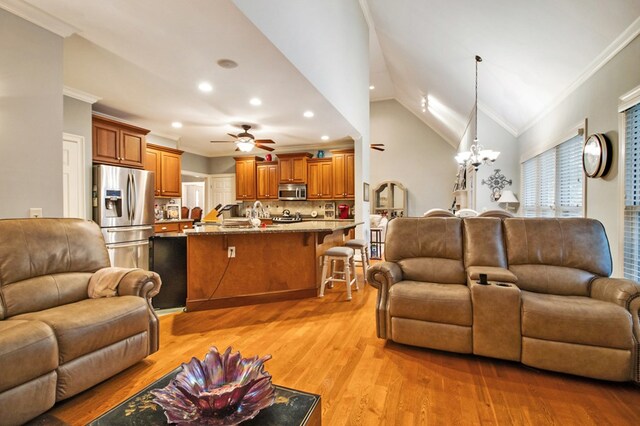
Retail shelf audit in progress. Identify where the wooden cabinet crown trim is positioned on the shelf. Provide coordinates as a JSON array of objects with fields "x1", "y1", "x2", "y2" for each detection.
[
  {"x1": 147, "y1": 143, "x2": 184, "y2": 155},
  {"x1": 330, "y1": 148, "x2": 354, "y2": 154},
  {"x1": 92, "y1": 114, "x2": 150, "y2": 135},
  {"x1": 276, "y1": 152, "x2": 313, "y2": 159},
  {"x1": 307, "y1": 158, "x2": 332, "y2": 163},
  {"x1": 233, "y1": 156, "x2": 264, "y2": 162}
]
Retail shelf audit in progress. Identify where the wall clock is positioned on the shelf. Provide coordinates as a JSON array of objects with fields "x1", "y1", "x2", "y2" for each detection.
[{"x1": 582, "y1": 133, "x2": 611, "y2": 178}]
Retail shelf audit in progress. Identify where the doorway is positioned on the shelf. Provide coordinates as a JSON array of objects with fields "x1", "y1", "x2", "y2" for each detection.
[{"x1": 62, "y1": 133, "x2": 86, "y2": 219}]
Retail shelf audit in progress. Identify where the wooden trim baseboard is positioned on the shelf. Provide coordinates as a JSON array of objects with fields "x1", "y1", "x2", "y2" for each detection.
[{"x1": 185, "y1": 288, "x2": 318, "y2": 311}]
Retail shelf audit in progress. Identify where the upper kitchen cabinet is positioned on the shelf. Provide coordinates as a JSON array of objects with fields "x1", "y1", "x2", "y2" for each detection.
[
  {"x1": 234, "y1": 156, "x2": 262, "y2": 201},
  {"x1": 92, "y1": 115, "x2": 149, "y2": 169},
  {"x1": 257, "y1": 162, "x2": 278, "y2": 199},
  {"x1": 307, "y1": 159, "x2": 333, "y2": 199},
  {"x1": 277, "y1": 153, "x2": 312, "y2": 184},
  {"x1": 331, "y1": 149, "x2": 355, "y2": 199},
  {"x1": 145, "y1": 144, "x2": 183, "y2": 197}
]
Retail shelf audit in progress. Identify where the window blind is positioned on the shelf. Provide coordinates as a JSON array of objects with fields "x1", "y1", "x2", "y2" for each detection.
[
  {"x1": 624, "y1": 103, "x2": 640, "y2": 282},
  {"x1": 520, "y1": 135, "x2": 583, "y2": 217}
]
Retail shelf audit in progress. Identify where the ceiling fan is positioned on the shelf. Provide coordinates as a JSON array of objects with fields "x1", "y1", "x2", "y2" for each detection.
[
  {"x1": 371, "y1": 143, "x2": 385, "y2": 152},
  {"x1": 210, "y1": 124, "x2": 275, "y2": 152}
]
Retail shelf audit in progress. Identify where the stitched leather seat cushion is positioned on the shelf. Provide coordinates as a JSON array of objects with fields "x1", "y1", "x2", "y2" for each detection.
[
  {"x1": 325, "y1": 246, "x2": 354, "y2": 257},
  {"x1": 521, "y1": 291, "x2": 634, "y2": 349},
  {"x1": 389, "y1": 281, "x2": 472, "y2": 326},
  {"x1": 12, "y1": 296, "x2": 148, "y2": 363},
  {"x1": 0, "y1": 320, "x2": 58, "y2": 392}
]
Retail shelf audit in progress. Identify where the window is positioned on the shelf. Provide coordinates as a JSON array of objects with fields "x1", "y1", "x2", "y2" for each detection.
[
  {"x1": 521, "y1": 134, "x2": 583, "y2": 217},
  {"x1": 623, "y1": 102, "x2": 640, "y2": 282}
]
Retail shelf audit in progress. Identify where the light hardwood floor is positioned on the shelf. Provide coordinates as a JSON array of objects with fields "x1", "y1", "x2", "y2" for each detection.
[{"x1": 49, "y1": 272, "x2": 640, "y2": 425}]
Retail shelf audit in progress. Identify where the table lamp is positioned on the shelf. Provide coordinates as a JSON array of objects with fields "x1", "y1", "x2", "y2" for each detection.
[{"x1": 497, "y1": 190, "x2": 519, "y2": 213}]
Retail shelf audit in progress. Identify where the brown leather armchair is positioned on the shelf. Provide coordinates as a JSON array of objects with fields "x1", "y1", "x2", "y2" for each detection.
[
  {"x1": 0, "y1": 218, "x2": 161, "y2": 425},
  {"x1": 368, "y1": 217, "x2": 640, "y2": 383}
]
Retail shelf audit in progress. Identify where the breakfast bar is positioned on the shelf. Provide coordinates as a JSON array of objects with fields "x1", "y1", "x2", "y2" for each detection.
[{"x1": 183, "y1": 221, "x2": 360, "y2": 311}]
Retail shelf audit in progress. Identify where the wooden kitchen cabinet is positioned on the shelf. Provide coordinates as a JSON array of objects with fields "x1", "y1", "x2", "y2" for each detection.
[
  {"x1": 92, "y1": 115, "x2": 149, "y2": 169},
  {"x1": 234, "y1": 156, "x2": 262, "y2": 200},
  {"x1": 307, "y1": 159, "x2": 333, "y2": 199},
  {"x1": 257, "y1": 162, "x2": 278, "y2": 199},
  {"x1": 277, "y1": 153, "x2": 312, "y2": 183},
  {"x1": 145, "y1": 144, "x2": 183, "y2": 197},
  {"x1": 331, "y1": 149, "x2": 355, "y2": 199}
]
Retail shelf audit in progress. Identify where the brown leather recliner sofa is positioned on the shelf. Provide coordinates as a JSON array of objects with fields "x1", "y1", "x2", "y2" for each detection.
[
  {"x1": 368, "y1": 217, "x2": 640, "y2": 382},
  {"x1": 0, "y1": 218, "x2": 162, "y2": 425}
]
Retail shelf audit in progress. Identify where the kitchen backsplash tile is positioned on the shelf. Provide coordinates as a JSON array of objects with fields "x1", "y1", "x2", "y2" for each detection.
[{"x1": 239, "y1": 200, "x2": 354, "y2": 219}]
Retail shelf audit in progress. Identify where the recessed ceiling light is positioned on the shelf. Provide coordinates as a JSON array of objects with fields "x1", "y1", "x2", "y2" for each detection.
[
  {"x1": 171, "y1": 121, "x2": 183, "y2": 129},
  {"x1": 369, "y1": 85, "x2": 375, "y2": 90},
  {"x1": 303, "y1": 111, "x2": 314, "y2": 118},
  {"x1": 217, "y1": 59, "x2": 238, "y2": 69},
  {"x1": 198, "y1": 82, "x2": 213, "y2": 92},
  {"x1": 321, "y1": 135, "x2": 329, "y2": 141},
  {"x1": 250, "y1": 98, "x2": 262, "y2": 106}
]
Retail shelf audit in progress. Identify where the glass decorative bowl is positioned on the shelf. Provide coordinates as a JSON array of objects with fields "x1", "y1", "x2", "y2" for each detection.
[{"x1": 151, "y1": 346, "x2": 275, "y2": 425}]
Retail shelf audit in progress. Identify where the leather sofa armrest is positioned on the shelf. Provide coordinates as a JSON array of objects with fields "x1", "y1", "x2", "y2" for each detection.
[
  {"x1": 467, "y1": 266, "x2": 518, "y2": 284},
  {"x1": 366, "y1": 262, "x2": 402, "y2": 340},
  {"x1": 117, "y1": 269, "x2": 162, "y2": 299},
  {"x1": 367, "y1": 262, "x2": 402, "y2": 290},
  {"x1": 590, "y1": 277, "x2": 640, "y2": 309}
]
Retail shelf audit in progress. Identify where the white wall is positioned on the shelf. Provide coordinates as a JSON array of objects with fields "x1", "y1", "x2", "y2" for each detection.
[
  {"x1": 370, "y1": 99, "x2": 457, "y2": 216},
  {"x1": 0, "y1": 10, "x2": 63, "y2": 218},
  {"x1": 472, "y1": 110, "x2": 520, "y2": 212},
  {"x1": 518, "y1": 34, "x2": 640, "y2": 276},
  {"x1": 232, "y1": 0, "x2": 370, "y2": 238}
]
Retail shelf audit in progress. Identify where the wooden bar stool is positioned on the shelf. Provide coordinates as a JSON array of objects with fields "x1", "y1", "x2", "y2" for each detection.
[
  {"x1": 319, "y1": 246, "x2": 358, "y2": 301},
  {"x1": 344, "y1": 239, "x2": 370, "y2": 283}
]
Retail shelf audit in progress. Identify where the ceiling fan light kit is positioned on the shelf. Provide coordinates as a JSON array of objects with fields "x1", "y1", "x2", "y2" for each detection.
[
  {"x1": 455, "y1": 55, "x2": 500, "y2": 171},
  {"x1": 211, "y1": 124, "x2": 276, "y2": 152}
]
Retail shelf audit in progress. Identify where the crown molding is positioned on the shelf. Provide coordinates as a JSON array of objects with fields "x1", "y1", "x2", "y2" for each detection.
[
  {"x1": 520, "y1": 16, "x2": 640, "y2": 135},
  {"x1": 63, "y1": 86, "x2": 101, "y2": 104},
  {"x1": 478, "y1": 102, "x2": 519, "y2": 137},
  {"x1": 0, "y1": 0, "x2": 77, "y2": 37}
]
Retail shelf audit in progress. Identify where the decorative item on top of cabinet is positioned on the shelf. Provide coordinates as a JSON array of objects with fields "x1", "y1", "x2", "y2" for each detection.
[
  {"x1": 92, "y1": 114, "x2": 150, "y2": 169},
  {"x1": 234, "y1": 156, "x2": 263, "y2": 201},
  {"x1": 307, "y1": 158, "x2": 333, "y2": 199},
  {"x1": 331, "y1": 149, "x2": 355, "y2": 199},
  {"x1": 145, "y1": 144, "x2": 183, "y2": 197},
  {"x1": 257, "y1": 161, "x2": 279, "y2": 199},
  {"x1": 277, "y1": 152, "x2": 312, "y2": 184}
]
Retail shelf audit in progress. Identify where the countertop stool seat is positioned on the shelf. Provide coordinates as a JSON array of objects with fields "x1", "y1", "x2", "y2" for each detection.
[
  {"x1": 319, "y1": 246, "x2": 358, "y2": 301},
  {"x1": 344, "y1": 238, "x2": 370, "y2": 283}
]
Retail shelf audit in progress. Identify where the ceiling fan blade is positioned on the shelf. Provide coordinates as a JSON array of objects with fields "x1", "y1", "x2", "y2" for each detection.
[
  {"x1": 371, "y1": 146, "x2": 385, "y2": 152},
  {"x1": 254, "y1": 139, "x2": 275, "y2": 144},
  {"x1": 255, "y1": 144, "x2": 275, "y2": 152},
  {"x1": 227, "y1": 133, "x2": 238, "y2": 138},
  {"x1": 371, "y1": 143, "x2": 385, "y2": 147},
  {"x1": 210, "y1": 140, "x2": 233, "y2": 143}
]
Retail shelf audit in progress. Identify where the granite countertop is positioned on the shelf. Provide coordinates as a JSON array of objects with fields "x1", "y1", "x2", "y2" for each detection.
[
  {"x1": 155, "y1": 218, "x2": 194, "y2": 224},
  {"x1": 184, "y1": 220, "x2": 362, "y2": 235}
]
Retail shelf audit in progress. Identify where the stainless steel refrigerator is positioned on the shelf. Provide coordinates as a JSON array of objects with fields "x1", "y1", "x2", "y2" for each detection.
[{"x1": 93, "y1": 165, "x2": 155, "y2": 269}]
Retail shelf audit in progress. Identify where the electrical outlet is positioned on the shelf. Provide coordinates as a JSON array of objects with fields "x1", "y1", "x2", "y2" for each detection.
[
  {"x1": 228, "y1": 246, "x2": 236, "y2": 258},
  {"x1": 29, "y1": 208, "x2": 43, "y2": 218}
]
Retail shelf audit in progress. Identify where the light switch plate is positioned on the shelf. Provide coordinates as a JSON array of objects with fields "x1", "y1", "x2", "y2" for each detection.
[{"x1": 29, "y1": 208, "x2": 43, "y2": 218}]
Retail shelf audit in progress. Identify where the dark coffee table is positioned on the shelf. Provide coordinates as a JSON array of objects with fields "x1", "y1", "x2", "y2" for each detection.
[{"x1": 86, "y1": 367, "x2": 321, "y2": 425}]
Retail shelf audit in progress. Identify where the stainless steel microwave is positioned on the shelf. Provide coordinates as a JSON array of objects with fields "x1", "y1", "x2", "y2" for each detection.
[{"x1": 278, "y1": 184, "x2": 307, "y2": 200}]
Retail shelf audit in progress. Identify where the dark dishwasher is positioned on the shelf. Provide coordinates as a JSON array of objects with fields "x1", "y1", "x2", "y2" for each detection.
[{"x1": 149, "y1": 234, "x2": 187, "y2": 309}]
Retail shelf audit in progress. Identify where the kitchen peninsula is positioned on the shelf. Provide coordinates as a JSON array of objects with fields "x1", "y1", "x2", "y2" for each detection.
[{"x1": 184, "y1": 221, "x2": 360, "y2": 311}]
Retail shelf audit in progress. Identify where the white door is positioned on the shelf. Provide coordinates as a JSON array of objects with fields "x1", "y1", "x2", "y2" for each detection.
[
  {"x1": 208, "y1": 175, "x2": 235, "y2": 209},
  {"x1": 62, "y1": 133, "x2": 86, "y2": 218}
]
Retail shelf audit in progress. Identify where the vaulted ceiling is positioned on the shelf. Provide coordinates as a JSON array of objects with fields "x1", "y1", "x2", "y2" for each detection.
[
  {"x1": 366, "y1": 0, "x2": 640, "y2": 145},
  {"x1": 6, "y1": 0, "x2": 640, "y2": 154}
]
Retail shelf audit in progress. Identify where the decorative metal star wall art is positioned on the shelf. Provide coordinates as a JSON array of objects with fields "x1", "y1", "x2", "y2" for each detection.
[{"x1": 481, "y1": 169, "x2": 512, "y2": 202}]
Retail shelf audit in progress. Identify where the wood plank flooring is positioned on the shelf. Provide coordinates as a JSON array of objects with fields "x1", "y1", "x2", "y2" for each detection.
[{"x1": 48, "y1": 271, "x2": 640, "y2": 425}]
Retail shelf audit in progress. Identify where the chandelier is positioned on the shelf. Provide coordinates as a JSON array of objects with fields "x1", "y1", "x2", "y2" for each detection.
[{"x1": 455, "y1": 55, "x2": 500, "y2": 170}]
